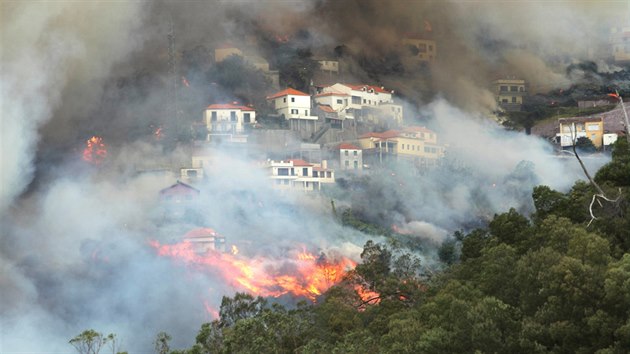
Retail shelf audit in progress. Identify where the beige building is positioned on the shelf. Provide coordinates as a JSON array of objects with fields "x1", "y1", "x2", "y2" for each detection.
[
  {"x1": 493, "y1": 78, "x2": 527, "y2": 112},
  {"x1": 557, "y1": 117, "x2": 604, "y2": 148},
  {"x1": 402, "y1": 34, "x2": 437, "y2": 63},
  {"x1": 358, "y1": 126, "x2": 445, "y2": 167}
]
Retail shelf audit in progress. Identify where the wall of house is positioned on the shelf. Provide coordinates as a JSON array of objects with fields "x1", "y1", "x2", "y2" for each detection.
[
  {"x1": 204, "y1": 109, "x2": 255, "y2": 134},
  {"x1": 340, "y1": 149, "x2": 362, "y2": 170},
  {"x1": 402, "y1": 38, "x2": 437, "y2": 62}
]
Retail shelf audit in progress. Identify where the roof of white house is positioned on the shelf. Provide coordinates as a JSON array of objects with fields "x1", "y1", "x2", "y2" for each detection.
[
  {"x1": 339, "y1": 143, "x2": 361, "y2": 150},
  {"x1": 206, "y1": 103, "x2": 255, "y2": 111},
  {"x1": 266, "y1": 88, "x2": 310, "y2": 100}
]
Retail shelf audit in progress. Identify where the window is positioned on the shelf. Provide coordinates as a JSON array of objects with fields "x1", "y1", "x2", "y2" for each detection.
[
  {"x1": 424, "y1": 147, "x2": 430, "y2": 153},
  {"x1": 313, "y1": 171, "x2": 318, "y2": 177},
  {"x1": 510, "y1": 86, "x2": 518, "y2": 92},
  {"x1": 303, "y1": 167, "x2": 308, "y2": 176},
  {"x1": 502, "y1": 99, "x2": 508, "y2": 103},
  {"x1": 187, "y1": 170, "x2": 197, "y2": 177},
  {"x1": 587, "y1": 124, "x2": 599, "y2": 131},
  {"x1": 512, "y1": 97, "x2": 517, "y2": 103},
  {"x1": 211, "y1": 111, "x2": 217, "y2": 121},
  {"x1": 353, "y1": 150, "x2": 357, "y2": 156},
  {"x1": 418, "y1": 43, "x2": 427, "y2": 53},
  {"x1": 278, "y1": 168, "x2": 289, "y2": 176},
  {"x1": 500, "y1": 86, "x2": 508, "y2": 92},
  {"x1": 327, "y1": 171, "x2": 332, "y2": 178},
  {"x1": 519, "y1": 87, "x2": 524, "y2": 92},
  {"x1": 344, "y1": 150, "x2": 349, "y2": 156},
  {"x1": 305, "y1": 110, "x2": 308, "y2": 116},
  {"x1": 352, "y1": 96, "x2": 361, "y2": 104},
  {"x1": 354, "y1": 161, "x2": 358, "y2": 169},
  {"x1": 363, "y1": 99, "x2": 367, "y2": 104},
  {"x1": 291, "y1": 109, "x2": 298, "y2": 114},
  {"x1": 244, "y1": 113, "x2": 251, "y2": 123},
  {"x1": 291, "y1": 97, "x2": 295, "y2": 102},
  {"x1": 428, "y1": 45, "x2": 433, "y2": 51},
  {"x1": 230, "y1": 111, "x2": 237, "y2": 121},
  {"x1": 283, "y1": 97, "x2": 286, "y2": 103},
  {"x1": 337, "y1": 99, "x2": 343, "y2": 104},
  {"x1": 345, "y1": 160, "x2": 350, "y2": 168}
]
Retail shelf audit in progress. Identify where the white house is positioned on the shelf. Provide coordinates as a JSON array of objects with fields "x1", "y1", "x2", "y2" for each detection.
[
  {"x1": 203, "y1": 103, "x2": 256, "y2": 142},
  {"x1": 318, "y1": 83, "x2": 403, "y2": 125},
  {"x1": 267, "y1": 159, "x2": 335, "y2": 192},
  {"x1": 267, "y1": 88, "x2": 318, "y2": 132},
  {"x1": 339, "y1": 143, "x2": 363, "y2": 171}
]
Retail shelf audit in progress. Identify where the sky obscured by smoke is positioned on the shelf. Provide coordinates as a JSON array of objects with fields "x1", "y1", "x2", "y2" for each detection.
[{"x1": 0, "y1": 0, "x2": 620, "y2": 351}]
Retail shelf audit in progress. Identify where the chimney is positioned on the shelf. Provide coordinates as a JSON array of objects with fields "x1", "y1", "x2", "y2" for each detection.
[{"x1": 322, "y1": 160, "x2": 328, "y2": 169}]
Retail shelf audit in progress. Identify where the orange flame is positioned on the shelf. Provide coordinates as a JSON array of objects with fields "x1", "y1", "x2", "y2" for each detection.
[
  {"x1": 231, "y1": 245, "x2": 239, "y2": 255},
  {"x1": 154, "y1": 127, "x2": 163, "y2": 140},
  {"x1": 82, "y1": 136, "x2": 107, "y2": 164},
  {"x1": 150, "y1": 240, "x2": 356, "y2": 301}
]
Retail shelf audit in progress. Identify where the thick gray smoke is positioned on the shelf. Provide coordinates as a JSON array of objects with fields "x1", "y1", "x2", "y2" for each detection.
[{"x1": 0, "y1": 1, "x2": 618, "y2": 352}]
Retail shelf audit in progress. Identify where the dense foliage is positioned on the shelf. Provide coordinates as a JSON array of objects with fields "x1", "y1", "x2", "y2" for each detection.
[{"x1": 72, "y1": 140, "x2": 629, "y2": 353}]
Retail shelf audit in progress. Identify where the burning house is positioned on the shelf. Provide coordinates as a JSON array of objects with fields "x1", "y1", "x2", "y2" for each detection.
[{"x1": 182, "y1": 228, "x2": 226, "y2": 254}]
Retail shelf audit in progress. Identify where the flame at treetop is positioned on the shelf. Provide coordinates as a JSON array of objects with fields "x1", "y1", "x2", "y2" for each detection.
[
  {"x1": 150, "y1": 240, "x2": 358, "y2": 301},
  {"x1": 82, "y1": 136, "x2": 107, "y2": 164}
]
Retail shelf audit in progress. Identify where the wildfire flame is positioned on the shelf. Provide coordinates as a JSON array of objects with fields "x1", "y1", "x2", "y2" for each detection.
[
  {"x1": 154, "y1": 127, "x2": 163, "y2": 140},
  {"x1": 231, "y1": 245, "x2": 239, "y2": 255},
  {"x1": 82, "y1": 136, "x2": 107, "y2": 164},
  {"x1": 150, "y1": 240, "x2": 357, "y2": 301}
]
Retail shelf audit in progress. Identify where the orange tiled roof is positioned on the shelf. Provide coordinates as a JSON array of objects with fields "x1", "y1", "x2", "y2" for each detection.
[
  {"x1": 288, "y1": 159, "x2": 312, "y2": 167},
  {"x1": 184, "y1": 228, "x2": 220, "y2": 239},
  {"x1": 266, "y1": 88, "x2": 310, "y2": 100},
  {"x1": 318, "y1": 105, "x2": 335, "y2": 113},
  {"x1": 339, "y1": 143, "x2": 360, "y2": 150},
  {"x1": 206, "y1": 103, "x2": 255, "y2": 111},
  {"x1": 359, "y1": 130, "x2": 400, "y2": 139}
]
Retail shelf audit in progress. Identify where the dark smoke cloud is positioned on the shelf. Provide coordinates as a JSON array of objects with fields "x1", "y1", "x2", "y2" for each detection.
[{"x1": 0, "y1": 1, "x2": 617, "y2": 352}]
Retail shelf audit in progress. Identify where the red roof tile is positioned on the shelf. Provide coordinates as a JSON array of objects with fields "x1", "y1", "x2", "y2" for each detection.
[
  {"x1": 359, "y1": 130, "x2": 400, "y2": 139},
  {"x1": 318, "y1": 105, "x2": 335, "y2": 113},
  {"x1": 288, "y1": 159, "x2": 312, "y2": 167},
  {"x1": 266, "y1": 88, "x2": 310, "y2": 100},
  {"x1": 184, "y1": 228, "x2": 221, "y2": 239},
  {"x1": 206, "y1": 103, "x2": 255, "y2": 111},
  {"x1": 339, "y1": 143, "x2": 360, "y2": 150}
]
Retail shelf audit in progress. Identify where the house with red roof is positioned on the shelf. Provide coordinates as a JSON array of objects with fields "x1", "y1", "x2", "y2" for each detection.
[
  {"x1": 267, "y1": 88, "x2": 319, "y2": 133},
  {"x1": 357, "y1": 126, "x2": 445, "y2": 168},
  {"x1": 338, "y1": 143, "x2": 363, "y2": 171},
  {"x1": 203, "y1": 103, "x2": 256, "y2": 142},
  {"x1": 267, "y1": 158, "x2": 335, "y2": 191}
]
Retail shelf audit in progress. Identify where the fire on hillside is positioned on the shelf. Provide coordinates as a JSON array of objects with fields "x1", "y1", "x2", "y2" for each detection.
[{"x1": 150, "y1": 239, "x2": 377, "y2": 305}]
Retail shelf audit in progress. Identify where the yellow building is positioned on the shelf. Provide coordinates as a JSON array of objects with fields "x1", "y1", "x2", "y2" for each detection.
[
  {"x1": 357, "y1": 126, "x2": 445, "y2": 167},
  {"x1": 402, "y1": 34, "x2": 437, "y2": 63},
  {"x1": 493, "y1": 78, "x2": 527, "y2": 112},
  {"x1": 214, "y1": 45, "x2": 243, "y2": 63},
  {"x1": 557, "y1": 117, "x2": 604, "y2": 148}
]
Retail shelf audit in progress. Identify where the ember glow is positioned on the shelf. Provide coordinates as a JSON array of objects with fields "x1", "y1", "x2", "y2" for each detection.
[
  {"x1": 150, "y1": 240, "x2": 357, "y2": 301},
  {"x1": 82, "y1": 136, "x2": 107, "y2": 164}
]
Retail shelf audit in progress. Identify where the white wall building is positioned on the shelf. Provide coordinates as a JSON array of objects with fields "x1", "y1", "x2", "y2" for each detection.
[
  {"x1": 318, "y1": 83, "x2": 403, "y2": 125},
  {"x1": 267, "y1": 159, "x2": 335, "y2": 192},
  {"x1": 203, "y1": 103, "x2": 256, "y2": 142},
  {"x1": 267, "y1": 88, "x2": 319, "y2": 132},
  {"x1": 339, "y1": 143, "x2": 363, "y2": 171}
]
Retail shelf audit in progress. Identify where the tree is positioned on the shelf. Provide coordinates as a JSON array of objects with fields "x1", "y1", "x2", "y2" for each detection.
[
  {"x1": 575, "y1": 136, "x2": 597, "y2": 153},
  {"x1": 154, "y1": 332, "x2": 171, "y2": 354},
  {"x1": 69, "y1": 330, "x2": 121, "y2": 354}
]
